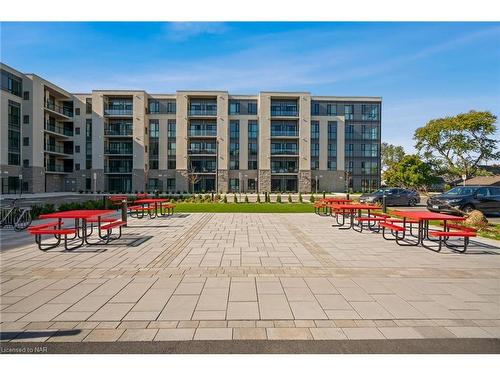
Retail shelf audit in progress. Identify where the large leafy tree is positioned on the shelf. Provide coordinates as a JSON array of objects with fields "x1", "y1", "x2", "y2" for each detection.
[
  {"x1": 381, "y1": 142, "x2": 405, "y2": 171},
  {"x1": 384, "y1": 155, "x2": 437, "y2": 191},
  {"x1": 414, "y1": 110, "x2": 499, "y2": 181}
]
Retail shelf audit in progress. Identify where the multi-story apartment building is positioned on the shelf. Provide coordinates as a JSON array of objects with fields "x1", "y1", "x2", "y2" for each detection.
[{"x1": 1, "y1": 63, "x2": 382, "y2": 194}]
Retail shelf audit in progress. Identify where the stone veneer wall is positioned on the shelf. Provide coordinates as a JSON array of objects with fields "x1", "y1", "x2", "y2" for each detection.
[
  {"x1": 258, "y1": 169, "x2": 271, "y2": 192},
  {"x1": 217, "y1": 169, "x2": 228, "y2": 194},
  {"x1": 298, "y1": 170, "x2": 312, "y2": 193}
]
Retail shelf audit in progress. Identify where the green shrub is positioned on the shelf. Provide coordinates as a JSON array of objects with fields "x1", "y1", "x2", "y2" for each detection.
[
  {"x1": 256, "y1": 194, "x2": 261, "y2": 203},
  {"x1": 223, "y1": 194, "x2": 228, "y2": 203},
  {"x1": 299, "y1": 192, "x2": 303, "y2": 203},
  {"x1": 310, "y1": 194, "x2": 315, "y2": 203},
  {"x1": 288, "y1": 193, "x2": 292, "y2": 203},
  {"x1": 276, "y1": 193, "x2": 282, "y2": 203},
  {"x1": 244, "y1": 194, "x2": 249, "y2": 203},
  {"x1": 233, "y1": 193, "x2": 238, "y2": 203}
]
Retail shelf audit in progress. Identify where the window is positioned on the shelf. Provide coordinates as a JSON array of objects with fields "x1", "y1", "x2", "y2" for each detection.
[
  {"x1": 362, "y1": 104, "x2": 379, "y2": 120},
  {"x1": 75, "y1": 145, "x2": 80, "y2": 153},
  {"x1": 311, "y1": 121, "x2": 319, "y2": 140},
  {"x1": 229, "y1": 159, "x2": 240, "y2": 170},
  {"x1": 23, "y1": 115, "x2": 29, "y2": 124},
  {"x1": 8, "y1": 100, "x2": 21, "y2": 165},
  {"x1": 148, "y1": 99, "x2": 176, "y2": 114},
  {"x1": 86, "y1": 178, "x2": 91, "y2": 190},
  {"x1": 327, "y1": 121, "x2": 337, "y2": 139},
  {"x1": 229, "y1": 101, "x2": 240, "y2": 115},
  {"x1": 75, "y1": 163, "x2": 80, "y2": 171},
  {"x1": 327, "y1": 104, "x2": 337, "y2": 116},
  {"x1": 328, "y1": 143, "x2": 336, "y2": 158},
  {"x1": 248, "y1": 141, "x2": 257, "y2": 157},
  {"x1": 75, "y1": 127, "x2": 80, "y2": 135},
  {"x1": 345, "y1": 124, "x2": 354, "y2": 139},
  {"x1": 344, "y1": 105, "x2": 354, "y2": 120},
  {"x1": 361, "y1": 143, "x2": 378, "y2": 157},
  {"x1": 248, "y1": 160, "x2": 258, "y2": 170},
  {"x1": 247, "y1": 102, "x2": 257, "y2": 115},
  {"x1": 248, "y1": 120, "x2": 258, "y2": 139},
  {"x1": 311, "y1": 102, "x2": 319, "y2": 116},
  {"x1": 149, "y1": 120, "x2": 159, "y2": 170},
  {"x1": 230, "y1": 120, "x2": 239, "y2": 139},
  {"x1": 230, "y1": 121, "x2": 239, "y2": 170},
  {"x1": 311, "y1": 142, "x2": 319, "y2": 158},
  {"x1": 23, "y1": 137, "x2": 29, "y2": 146},
  {"x1": 23, "y1": 159, "x2": 29, "y2": 167},
  {"x1": 86, "y1": 98, "x2": 92, "y2": 114},
  {"x1": 328, "y1": 160, "x2": 337, "y2": 171},
  {"x1": 167, "y1": 159, "x2": 176, "y2": 169},
  {"x1": 229, "y1": 178, "x2": 239, "y2": 192},
  {"x1": 345, "y1": 143, "x2": 354, "y2": 157},
  {"x1": 85, "y1": 119, "x2": 92, "y2": 169},
  {"x1": 166, "y1": 178, "x2": 176, "y2": 191},
  {"x1": 23, "y1": 91, "x2": 29, "y2": 100},
  {"x1": 75, "y1": 108, "x2": 80, "y2": 116},
  {"x1": 1, "y1": 69, "x2": 22, "y2": 97}
]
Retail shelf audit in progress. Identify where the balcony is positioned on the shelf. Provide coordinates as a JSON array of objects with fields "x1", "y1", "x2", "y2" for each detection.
[
  {"x1": 104, "y1": 147, "x2": 133, "y2": 155},
  {"x1": 188, "y1": 129, "x2": 217, "y2": 137},
  {"x1": 104, "y1": 165, "x2": 133, "y2": 173},
  {"x1": 104, "y1": 125, "x2": 133, "y2": 136},
  {"x1": 270, "y1": 130, "x2": 299, "y2": 137},
  {"x1": 271, "y1": 168, "x2": 298, "y2": 174},
  {"x1": 188, "y1": 148, "x2": 217, "y2": 155},
  {"x1": 104, "y1": 107, "x2": 133, "y2": 116},
  {"x1": 270, "y1": 109, "x2": 298, "y2": 117},
  {"x1": 271, "y1": 149, "x2": 299, "y2": 156},
  {"x1": 45, "y1": 164, "x2": 72, "y2": 174},
  {"x1": 44, "y1": 143, "x2": 73, "y2": 156},
  {"x1": 45, "y1": 101, "x2": 73, "y2": 118},
  {"x1": 44, "y1": 122, "x2": 73, "y2": 137},
  {"x1": 188, "y1": 108, "x2": 217, "y2": 117},
  {"x1": 188, "y1": 167, "x2": 216, "y2": 174}
]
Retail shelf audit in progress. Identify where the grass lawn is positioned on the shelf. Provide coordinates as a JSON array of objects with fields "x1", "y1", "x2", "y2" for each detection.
[{"x1": 174, "y1": 202, "x2": 315, "y2": 213}]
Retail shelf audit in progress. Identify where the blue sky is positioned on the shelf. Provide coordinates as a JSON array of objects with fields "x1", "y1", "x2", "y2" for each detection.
[{"x1": 1, "y1": 22, "x2": 499, "y2": 152}]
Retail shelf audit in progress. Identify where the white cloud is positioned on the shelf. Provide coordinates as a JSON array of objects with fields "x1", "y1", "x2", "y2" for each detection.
[{"x1": 163, "y1": 22, "x2": 229, "y2": 41}]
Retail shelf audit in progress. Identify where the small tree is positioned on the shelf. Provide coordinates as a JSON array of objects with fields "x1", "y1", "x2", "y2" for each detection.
[
  {"x1": 264, "y1": 192, "x2": 269, "y2": 203},
  {"x1": 322, "y1": 191, "x2": 326, "y2": 199},
  {"x1": 310, "y1": 194, "x2": 315, "y2": 203},
  {"x1": 256, "y1": 194, "x2": 261, "y2": 203},
  {"x1": 187, "y1": 174, "x2": 201, "y2": 194},
  {"x1": 223, "y1": 194, "x2": 227, "y2": 203},
  {"x1": 233, "y1": 193, "x2": 238, "y2": 203},
  {"x1": 381, "y1": 142, "x2": 405, "y2": 171},
  {"x1": 288, "y1": 193, "x2": 292, "y2": 203},
  {"x1": 298, "y1": 192, "x2": 303, "y2": 203},
  {"x1": 276, "y1": 193, "x2": 282, "y2": 203},
  {"x1": 245, "y1": 194, "x2": 249, "y2": 203}
]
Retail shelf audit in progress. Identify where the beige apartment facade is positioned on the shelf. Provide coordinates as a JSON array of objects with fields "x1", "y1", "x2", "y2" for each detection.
[{"x1": 1, "y1": 63, "x2": 382, "y2": 194}]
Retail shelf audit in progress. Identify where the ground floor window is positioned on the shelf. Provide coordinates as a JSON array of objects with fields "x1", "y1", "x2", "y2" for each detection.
[
  {"x1": 106, "y1": 175, "x2": 132, "y2": 193},
  {"x1": 166, "y1": 178, "x2": 176, "y2": 192},
  {"x1": 271, "y1": 176, "x2": 297, "y2": 192},
  {"x1": 247, "y1": 178, "x2": 257, "y2": 192},
  {"x1": 86, "y1": 178, "x2": 91, "y2": 190},
  {"x1": 229, "y1": 178, "x2": 239, "y2": 192},
  {"x1": 147, "y1": 178, "x2": 161, "y2": 191}
]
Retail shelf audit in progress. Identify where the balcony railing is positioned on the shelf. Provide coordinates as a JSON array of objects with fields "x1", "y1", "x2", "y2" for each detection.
[
  {"x1": 187, "y1": 149, "x2": 217, "y2": 155},
  {"x1": 104, "y1": 126, "x2": 133, "y2": 136},
  {"x1": 270, "y1": 109, "x2": 298, "y2": 117},
  {"x1": 104, "y1": 165, "x2": 133, "y2": 173},
  {"x1": 104, "y1": 108, "x2": 133, "y2": 116},
  {"x1": 104, "y1": 147, "x2": 133, "y2": 155},
  {"x1": 271, "y1": 168, "x2": 298, "y2": 173},
  {"x1": 45, "y1": 101, "x2": 73, "y2": 117},
  {"x1": 188, "y1": 167, "x2": 216, "y2": 173},
  {"x1": 188, "y1": 108, "x2": 217, "y2": 116},
  {"x1": 271, "y1": 130, "x2": 299, "y2": 137},
  {"x1": 46, "y1": 164, "x2": 71, "y2": 173},
  {"x1": 44, "y1": 143, "x2": 73, "y2": 155},
  {"x1": 45, "y1": 122, "x2": 73, "y2": 137},
  {"x1": 271, "y1": 149, "x2": 298, "y2": 156},
  {"x1": 188, "y1": 129, "x2": 217, "y2": 137}
]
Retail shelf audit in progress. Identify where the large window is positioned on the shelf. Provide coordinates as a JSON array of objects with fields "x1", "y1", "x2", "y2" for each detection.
[
  {"x1": 362, "y1": 104, "x2": 380, "y2": 120},
  {"x1": 361, "y1": 143, "x2": 378, "y2": 158},
  {"x1": 345, "y1": 124, "x2": 354, "y2": 140},
  {"x1": 148, "y1": 99, "x2": 176, "y2": 114},
  {"x1": 310, "y1": 121, "x2": 319, "y2": 170},
  {"x1": 86, "y1": 98, "x2": 92, "y2": 114},
  {"x1": 86, "y1": 119, "x2": 92, "y2": 169},
  {"x1": 167, "y1": 120, "x2": 176, "y2": 169},
  {"x1": 271, "y1": 99, "x2": 298, "y2": 117},
  {"x1": 1, "y1": 69, "x2": 22, "y2": 97},
  {"x1": 149, "y1": 120, "x2": 159, "y2": 169},
  {"x1": 229, "y1": 178, "x2": 239, "y2": 192},
  {"x1": 327, "y1": 104, "x2": 337, "y2": 116},
  {"x1": 229, "y1": 120, "x2": 239, "y2": 170},
  {"x1": 229, "y1": 101, "x2": 240, "y2": 115},
  {"x1": 8, "y1": 100, "x2": 21, "y2": 165},
  {"x1": 344, "y1": 105, "x2": 354, "y2": 120},
  {"x1": 248, "y1": 120, "x2": 258, "y2": 170}
]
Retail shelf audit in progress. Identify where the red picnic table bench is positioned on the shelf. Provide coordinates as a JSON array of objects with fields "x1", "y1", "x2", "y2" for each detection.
[
  {"x1": 30, "y1": 209, "x2": 123, "y2": 251},
  {"x1": 329, "y1": 203, "x2": 382, "y2": 230},
  {"x1": 129, "y1": 198, "x2": 175, "y2": 219},
  {"x1": 384, "y1": 210, "x2": 473, "y2": 252}
]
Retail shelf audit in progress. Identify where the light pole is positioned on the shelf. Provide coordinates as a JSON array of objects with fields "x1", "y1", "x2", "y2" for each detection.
[{"x1": 315, "y1": 174, "x2": 323, "y2": 194}]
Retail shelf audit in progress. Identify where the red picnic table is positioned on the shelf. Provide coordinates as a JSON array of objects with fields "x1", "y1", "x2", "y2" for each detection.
[
  {"x1": 330, "y1": 203, "x2": 381, "y2": 230},
  {"x1": 34, "y1": 209, "x2": 120, "y2": 250},
  {"x1": 131, "y1": 198, "x2": 172, "y2": 218},
  {"x1": 315, "y1": 198, "x2": 352, "y2": 215},
  {"x1": 390, "y1": 210, "x2": 466, "y2": 248}
]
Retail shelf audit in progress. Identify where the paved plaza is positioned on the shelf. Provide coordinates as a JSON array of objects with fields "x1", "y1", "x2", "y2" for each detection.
[{"x1": 1, "y1": 213, "x2": 500, "y2": 349}]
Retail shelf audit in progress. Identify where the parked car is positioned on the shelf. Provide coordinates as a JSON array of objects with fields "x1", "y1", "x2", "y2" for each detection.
[
  {"x1": 427, "y1": 186, "x2": 500, "y2": 215},
  {"x1": 359, "y1": 188, "x2": 420, "y2": 206}
]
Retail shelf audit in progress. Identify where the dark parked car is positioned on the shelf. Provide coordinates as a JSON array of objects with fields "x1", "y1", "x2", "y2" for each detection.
[
  {"x1": 359, "y1": 188, "x2": 420, "y2": 206},
  {"x1": 427, "y1": 186, "x2": 500, "y2": 215}
]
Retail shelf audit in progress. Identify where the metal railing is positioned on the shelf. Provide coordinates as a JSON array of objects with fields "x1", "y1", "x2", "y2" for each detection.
[
  {"x1": 44, "y1": 143, "x2": 73, "y2": 154},
  {"x1": 104, "y1": 126, "x2": 133, "y2": 136},
  {"x1": 45, "y1": 122, "x2": 73, "y2": 136},
  {"x1": 271, "y1": 130, "x2": 299, "y2": 137},
  {"x1": 104, "y1": 108, "x2": 133, "y2": 116},
  {"x1": 104, "y1": 147, "x2": 133, "y2": 155},
  {"x1": 188, "y1": 129, "x2": 217, "y2": 137},
  {"x1": 270, "y1": 109, "x2": 298, "y2": 117},
  {"x1": 104, "y1": 165, "x2": 133, "y2": 173},
  {"x1": 45, "y1": 101, "x2": 73, "y2": 117},
  {"x1": 46, "y1": 164, "x2": 70, "y2": 173},
  {"x1": 187, "y1": 149, "x2": 217, "y2": 155},
  {"x1": 188, "y1": 109, "x2": 217, "y2": 116}
]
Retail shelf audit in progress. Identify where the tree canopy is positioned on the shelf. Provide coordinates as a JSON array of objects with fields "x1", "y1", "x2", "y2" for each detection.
[
  {"x1": 384, "y1": 155, "x2": 437, "y2": 191},
  {"x1": 381, "y1": 142, "x2": 405, "y2": 171},
  {"x1": 414, "y1": 110, "x2": 499, "y2": 181}
]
